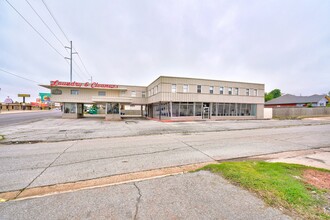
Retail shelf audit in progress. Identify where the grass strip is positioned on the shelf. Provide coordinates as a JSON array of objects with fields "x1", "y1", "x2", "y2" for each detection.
[{"x1": 202, "y1": 161, "x2": 330, "y2": 219}]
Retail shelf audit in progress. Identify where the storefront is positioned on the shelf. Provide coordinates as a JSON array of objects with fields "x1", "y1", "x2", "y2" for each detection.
[{"x1": 41, "y1": 76, "x2": 265, "y2": 120}]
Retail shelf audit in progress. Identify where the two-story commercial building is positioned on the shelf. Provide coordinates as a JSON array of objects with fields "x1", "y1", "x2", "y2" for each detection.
[{"x1": 41, "y1": 76, "x2": 265, "y2": 120}]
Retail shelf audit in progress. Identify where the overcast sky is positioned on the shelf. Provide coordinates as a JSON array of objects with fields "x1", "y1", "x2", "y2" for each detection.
[{"x1": 1, "y1": 0, "x2": 329, "y2": 102}]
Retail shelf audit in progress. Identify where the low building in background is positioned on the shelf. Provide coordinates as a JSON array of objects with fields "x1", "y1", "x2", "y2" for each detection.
[
  {"x1": 265, "y1": 94, "x2": 329, "y2": 108},
  {"x1": 41, "y1": 76, "x2": 265, "y2": 120},
  {"x1": 0, "y1": 103, "x2": 33, "y2": 111}
]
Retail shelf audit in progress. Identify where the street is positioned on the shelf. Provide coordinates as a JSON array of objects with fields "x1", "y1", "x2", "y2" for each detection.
[
  {"x1": 0, "y1": 110, "x2": 61, "y2": 127},
  {"x1": 0, "y1": 117, "x2": 329, "y2": 219}
]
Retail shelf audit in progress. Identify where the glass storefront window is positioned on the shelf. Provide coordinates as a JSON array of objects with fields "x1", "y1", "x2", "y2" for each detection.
[
  {"x1": 107, "y1": 103, "x2": 119, "y2": 114},
  {"x1": 212, "y1": 103, "x2": 217, "y2": 116},
  {"x1": 179, "y1": 103, "x2": 188, "y2": 116},
  {"x1": 229, "y1": 103, "x2": 235, "y2": 115},
  {"x1": 168, "y1": 102, "x2": 257, "y2": 118},
  {"x1": 172, "y1": 103, "x2": 180, "y2": 117},
  {"x1": 251, "y1": 104, "x2": 256, "y2": 116},
  {"x1": 64, "y1": 103, "x2": 76, "y2": 113},
  {"x1": 195, "y1": 103, "x2": 202, "y2": 116},
  {"x1": 218, "y1": 103, "x2": 224, "y2": 116},
  {"x1": 224, "y1": 103, "x2": 230, "y2": 116}
]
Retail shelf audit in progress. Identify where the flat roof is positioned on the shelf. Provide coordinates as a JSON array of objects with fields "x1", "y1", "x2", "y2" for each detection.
[{"x1": 147, "y1": 75, "x2": 264, "y2": 87}]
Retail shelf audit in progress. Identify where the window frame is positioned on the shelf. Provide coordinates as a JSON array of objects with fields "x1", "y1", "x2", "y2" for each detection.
[
  {"x1": 234, "y1": 88, "x2": 239, "y2": 95},
  {"x1": 183, "y1": 84, "x2": 189, "y2": 93},
  {"x1": 209, "y1": 86, "x2": 214, "y2": 94},
  {"x1": 197, "y1": 85, "x2": 202, "y2": 93},
  {"x1": 219, "y1": 86, "x2": 224, "y2": 95},
  {"x1": 228, "y1": 87, "x2": 232, "y2": 95},
  {"x1": 70, "y1": 90, "x2": 79, "y2": 95},
  {"x1": 171, "y1": 84, "x2": 176, "y2": 93},
  {"x1": 98, "y1": 91, "x2": 106, "y2": 96}
]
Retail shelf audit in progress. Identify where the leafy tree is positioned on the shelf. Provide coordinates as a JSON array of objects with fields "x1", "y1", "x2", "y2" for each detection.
[{"x1": 265, "y1": 89, "x2": 281, "y2": 102}]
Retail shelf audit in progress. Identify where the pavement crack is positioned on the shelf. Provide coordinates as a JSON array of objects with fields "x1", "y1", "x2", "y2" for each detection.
[
  {"x1": 13, "y1": 142, "x2": 76, "y2": 199},
  {"x1": 49, "y1": 147, "x2": 185, "y2": 168},
  {"x1": 305, "y1": 157, "x2": 325, "y2": 163},
  {"x1": 178, "y1": 139, "x2": 216, "y2": 161},
  {"x1": 133, "y1": 182, "x2": 142, "y2": 220},
  {"x1": 273, "y1": 137, "x2": 312, "y2": 148}
]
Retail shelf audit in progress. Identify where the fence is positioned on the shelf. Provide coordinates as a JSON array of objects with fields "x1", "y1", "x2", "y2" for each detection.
[{"x1": 272, "y1": 107, "x2": 330, "y2": 118}]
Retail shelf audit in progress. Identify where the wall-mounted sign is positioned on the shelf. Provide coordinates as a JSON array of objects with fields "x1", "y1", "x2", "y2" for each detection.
[
  {"x1": 51, "y1": 89, "x2": 62, "y2": 95},
  {"x1": 50, "y1": 80, "x2": 119, "y2": 89},
  {"x1": 39, "y1": 93, "x2": 51, "y2": 103},
  {"x1": 18, "y1": 94, "x2": 30, "y2": 97}
]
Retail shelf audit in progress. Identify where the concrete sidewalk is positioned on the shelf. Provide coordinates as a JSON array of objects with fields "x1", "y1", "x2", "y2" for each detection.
[
  {"x1": 0, "y1": 171, "x2": 291, "y2": 220},
  {"x1": 264, "y1": 148, "x2": 330, "y2": 170}
]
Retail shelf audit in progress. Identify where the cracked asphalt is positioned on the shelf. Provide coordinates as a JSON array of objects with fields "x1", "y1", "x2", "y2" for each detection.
[
  {"x1": 0, "y1": 172, "x2": 291, "y2": 220},
  {"x1": 0, "y1": 117, "x2": 330, "y2": 219}
]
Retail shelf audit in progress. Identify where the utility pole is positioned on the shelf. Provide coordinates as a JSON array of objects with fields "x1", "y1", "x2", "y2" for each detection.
[
  {"x1": 65, "y1": 41, "x2": 77, "y2": 82},
  {"x1": 89, "y1": 76, "x2": 93, "y2": 83}
]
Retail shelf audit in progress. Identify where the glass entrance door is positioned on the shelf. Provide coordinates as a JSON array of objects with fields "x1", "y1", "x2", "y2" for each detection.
[{"x1": 202, "y1": 103, "x2": 210, "y2": 119}]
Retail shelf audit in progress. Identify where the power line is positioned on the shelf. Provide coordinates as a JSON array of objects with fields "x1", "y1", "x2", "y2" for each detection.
[
  {"x1": 4, "y1": 1, "x2": 85, "y2": 83},
  {"x1": 73, "y1": 68, "x2": 85, "y2": 81},
  {"x1": 25, "y1": 0, "x2": 66, "y2": 48},
  {"x1": 25, "y1": 0, "x2": 87, "y2": 81},
  {"x1": 0, "y1": 68, "x2": 41, "y2": 84},
  {"x1": 41, "y1": 0, "x2": 70, "y2": 42},
  {"x1": 4, "y1": 0, "x2": 65, "y2": 58},
  {"x1": 73, "y1": 59, "x2": 89, "y2": 79},
  {"x1": 41, "y1": 0, "x2": 92, "y2": 79},
  {"x1": 76, "y1": 53, "x2": 92, "y2": 78},
  {"x1": 63, "y1": 58, "x2": 84, "y2": 82}
]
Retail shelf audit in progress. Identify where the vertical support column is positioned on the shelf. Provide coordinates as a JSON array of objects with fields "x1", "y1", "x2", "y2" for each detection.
[
  {"x1": 141, "y1": 105, "x2": 143, "y2": 117},
  {"x1": 105, "y1": 102, "x2": 108, "y2": 115},
  {"x1": 170, "y1": 102, "x2": 172, "y2": 118},
  {"x1": 209, "y1": 103, "x2": 212, "y2": 119},
  {"x1": 193, "y1": 102, "x2": 195, "y2": 117},
  {"x1": 159, "y1": 101, "x2": 161, "y2": 120}
]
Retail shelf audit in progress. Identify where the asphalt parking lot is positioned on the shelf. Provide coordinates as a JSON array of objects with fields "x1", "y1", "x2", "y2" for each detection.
[{"x1": 1, "y1": 117, "x2": 330, "y2": 143}]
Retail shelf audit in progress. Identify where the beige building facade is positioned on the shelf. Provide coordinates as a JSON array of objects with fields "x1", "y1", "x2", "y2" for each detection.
[{"x1": 41, "y1": 76, "x2": 264, "y2": 120}]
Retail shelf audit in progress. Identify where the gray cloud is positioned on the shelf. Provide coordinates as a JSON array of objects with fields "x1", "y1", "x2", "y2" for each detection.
[{"x1": 1, "y1": 0, "x2": 329, "y2": 102}]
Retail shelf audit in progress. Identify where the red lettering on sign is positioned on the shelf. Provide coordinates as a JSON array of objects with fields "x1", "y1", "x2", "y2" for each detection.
[{"x1": 50, "y1": 80, "x2": 118, "y2": 89}]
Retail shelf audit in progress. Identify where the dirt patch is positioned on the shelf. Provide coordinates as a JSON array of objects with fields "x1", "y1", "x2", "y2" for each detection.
[{"x1": 303, "y1": 169, "x2": 330, "y2": 190}]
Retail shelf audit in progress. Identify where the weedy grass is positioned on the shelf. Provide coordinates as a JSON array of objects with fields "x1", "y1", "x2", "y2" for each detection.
[{"x1": 201, "y1": 161, "x2": 330, "y2": 219}]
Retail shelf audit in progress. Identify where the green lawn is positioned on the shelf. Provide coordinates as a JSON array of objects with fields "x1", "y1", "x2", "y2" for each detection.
[{"x1": 202, "y1": 161, "x2": 330, "y2": 219}]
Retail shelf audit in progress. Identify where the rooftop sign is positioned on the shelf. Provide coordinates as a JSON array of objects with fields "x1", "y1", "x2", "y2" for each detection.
[{"x1": 50, "y1": 80, "x2": 119, "y2": 89}]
